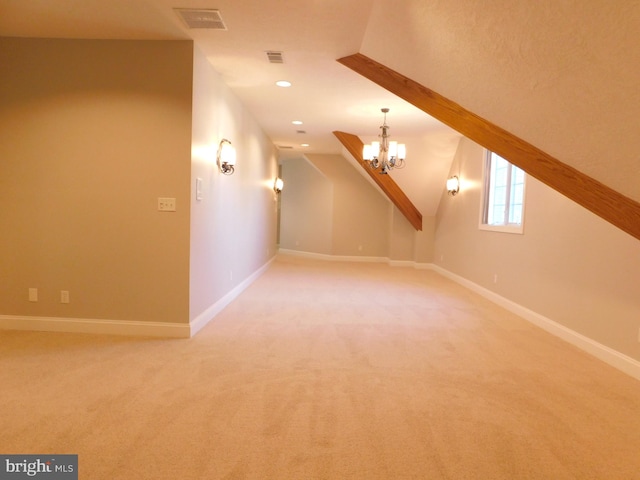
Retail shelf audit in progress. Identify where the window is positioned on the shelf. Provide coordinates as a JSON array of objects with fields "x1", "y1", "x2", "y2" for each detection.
[{"x1": 480, "y1": 150, "x2": 526, "y2": 233}]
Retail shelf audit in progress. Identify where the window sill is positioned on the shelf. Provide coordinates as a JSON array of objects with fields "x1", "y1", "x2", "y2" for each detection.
[{"x1": 478, "y1": 223, "x2": 524, "y2": 235}]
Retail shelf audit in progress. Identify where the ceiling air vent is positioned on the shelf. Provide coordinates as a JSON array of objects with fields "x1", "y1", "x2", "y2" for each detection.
[
  {"x1": 175, "y1": 9, "x2": 227, "y2": 30},
  {"x1": 266, "y1": 51, "x2": 284, "y2": 64},
  {"x1": 277, "y1": 145, "x2": 294, "y2": 149}
]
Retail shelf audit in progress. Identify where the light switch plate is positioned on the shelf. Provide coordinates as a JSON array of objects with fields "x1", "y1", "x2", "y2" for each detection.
[
  {"x1": 158, "y1": 197, "x2": 176, "y2": 211},
  {"x1": 196, "y1": 178, "x2": 203, "y2": 201}
]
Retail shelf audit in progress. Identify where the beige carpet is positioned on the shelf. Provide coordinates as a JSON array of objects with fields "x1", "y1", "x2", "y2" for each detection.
[{"x1": 2, "y1": 254, "x2": 640, "y2": 479}]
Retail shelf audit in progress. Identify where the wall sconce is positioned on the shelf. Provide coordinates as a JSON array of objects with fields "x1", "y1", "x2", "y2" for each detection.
[
  {"x1": 274, "y1": 177, "x2": 284, "y2": 194},
  {"x1": 217, "y1": 139, "x2": 236, "y2": 175},
  {"x1": 447, "y1": 175, "x2": 460, "y2": 196}
]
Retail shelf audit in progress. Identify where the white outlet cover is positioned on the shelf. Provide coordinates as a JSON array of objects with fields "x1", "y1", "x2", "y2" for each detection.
[{"x1": 158, "y1": 197, "x2": 176, "y2": 211}]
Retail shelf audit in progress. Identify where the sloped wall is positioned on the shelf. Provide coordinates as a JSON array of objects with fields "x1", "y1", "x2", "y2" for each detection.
[
  {"x1": 435, "y1": 138, "x2": 640, "y2": 362},
  {"x1": 278, "y1": 157, "x2": 334, "y2": 255},
  {"x1": 279, "y1": 152, "x2": 442, "y2": 263},
  {"x1": 279, "y1": 154, "x2": 393, "y2": 258},
  {"x1": 306, "y1": 154, "x2": 391, "y2": 258},
  {"x1": 361, "y1": 0, "x2": 640, "y2": 203}
]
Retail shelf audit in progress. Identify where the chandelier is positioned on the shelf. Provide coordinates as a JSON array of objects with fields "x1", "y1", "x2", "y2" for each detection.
[{"x1": 362, "y1": 108, "x2": 406, "y2": 174}]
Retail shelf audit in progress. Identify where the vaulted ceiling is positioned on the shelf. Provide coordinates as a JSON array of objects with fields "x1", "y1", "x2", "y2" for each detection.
[{"x1": 2, "y1": 0, "x2": 639, "y2": 220}]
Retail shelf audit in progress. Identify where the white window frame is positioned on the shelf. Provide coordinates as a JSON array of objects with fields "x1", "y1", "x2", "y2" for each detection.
[{"x1": 479, "y1": 150, "x2": 526, "y2": 234}]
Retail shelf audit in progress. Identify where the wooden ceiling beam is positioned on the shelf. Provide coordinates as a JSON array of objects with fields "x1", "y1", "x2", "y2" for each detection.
[
  {"x1": 337, "y1": 52, "x2": 640, "y2": 242},
  {"x1": 333, "y1": 130, "x2": 422, "y2": 231}
]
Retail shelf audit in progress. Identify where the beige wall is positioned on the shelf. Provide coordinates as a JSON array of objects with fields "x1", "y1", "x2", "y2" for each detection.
[
  {"x1": 0, "y1": 38, "x2": 193, "y2": 324},
  {"x1": 280, "y1": 154, "x2": 392, "y2": 258},
  {"x1": 279, "y1": 157, "x2": 333, "y2": 255},
  {"x1": 279, "y1": 153, "x2": 437, "y2": 262},
  {"x1": 307, "y1": 154, "x2": 391, "y2": 257},
  {"x1": 435, "y1": 138, "x2": 640, "y2": 361},
  {"x1": 414, "y1": 217, "x2": 436, "y2": 264},
  {"x1": 189, "y1": 46, "x2": 279, "y2": 322},
  {"x1": 389, "y1": 207, "x2": 415, "y2": 262}
]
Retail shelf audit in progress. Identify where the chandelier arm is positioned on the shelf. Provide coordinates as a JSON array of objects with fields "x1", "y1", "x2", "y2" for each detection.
[{"x1": 364, "y1": 108, "x2": 405, "y2": 174}]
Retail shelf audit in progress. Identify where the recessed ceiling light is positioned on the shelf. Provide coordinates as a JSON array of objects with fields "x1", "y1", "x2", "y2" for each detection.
[
  {"x1": 276, "y1": 80, "x2": 292, "y2": 87},
  {"x1": 292, "y1": 120, "x2": 303, "y2": 125},
  {"x1": 301, "y1": 143, "x2": 310, "y2": 147}
]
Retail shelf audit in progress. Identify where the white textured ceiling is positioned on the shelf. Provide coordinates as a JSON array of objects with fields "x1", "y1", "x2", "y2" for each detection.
[{"x1": 2, "y1": 0, "x2": 637, "y2": 209}]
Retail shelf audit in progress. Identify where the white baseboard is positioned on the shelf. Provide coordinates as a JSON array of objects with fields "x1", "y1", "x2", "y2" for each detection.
[
  {"x1": 189, "y1": 256, "x2": 275, "y2": 337},
  {"x1": 388, "y1": 260, "x2": 417, "y2": 268},
  {"x1": 428, "y1": 264, "x2": 640, "y2": 382},
  {"x1": 15, "y1": 253, "x2": 634, "y2": 380},
  {"x1": 277, "y1": 251, "x2": 640, "y2": 380},
  {"x1": 0, "y1": 315, "x2": 190, "y2": 338},
  {"x1": 278, "y1": 248, "x2": 390, "y2": 264},
  {"x1": 0, "y1": 259, "x2": 276, "y2": 339},
  {"x1": 278, "y1": 249, "x2": 435, "y2": 270}
]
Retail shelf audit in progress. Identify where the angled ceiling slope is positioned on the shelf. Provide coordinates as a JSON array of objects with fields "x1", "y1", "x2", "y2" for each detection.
[
  {"x1": 338, "y1": 53, "x2": 640, "y2": 242},
  {"x1": 333, "y1": 131, "x2": 422, "y2": 231}
]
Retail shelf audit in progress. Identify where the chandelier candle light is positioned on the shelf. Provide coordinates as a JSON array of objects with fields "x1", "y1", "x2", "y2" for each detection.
[{"x1": 362, "y1": 108, "x2": 406, "y2": 174}]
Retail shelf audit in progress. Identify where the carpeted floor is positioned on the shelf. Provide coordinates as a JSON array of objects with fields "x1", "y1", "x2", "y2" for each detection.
[{"x1": 2, "y1": 254, "x2": 640, "y2": 479}]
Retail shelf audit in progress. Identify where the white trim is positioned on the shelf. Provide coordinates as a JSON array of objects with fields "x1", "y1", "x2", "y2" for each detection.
[
  {"x1": 278, "y1": 249, "x2": 434, "y2": 270},
  {"x1": 429, "y1": 263, "x2": 640, "y2": 382},
  {"x1": 189, "y1": 257, "x2": 275, "y2": 337},
  {"x1": 414, "y1": 262, "x2": 433, "y2": 270},
  {"x1": 0, "y1": 315, "x2": 190, "y2": 338},
  {"x1": 279, "y1": 249, "x2": 640, "y2": 381},
  {"x1": 0, "y1": 258, "x2": 276, "y2": 339},
  {"x1": 278, "y1": 248, "x2": 388, "y2": 263},
  {"x1": 388, "y1": 260, "x2": 416, "y2": 268},
  {"x1": 478, "y1": 149, "x2": 526, "y2": 235},
  {"x1": 478, "y1": 223, "x2": 525, "y2": 235}
]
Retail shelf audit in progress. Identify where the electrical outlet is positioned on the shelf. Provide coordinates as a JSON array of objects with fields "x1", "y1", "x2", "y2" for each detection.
[
  {"x1": 158, "y1": 197, "x2": 176, "y2": 211},
  {"x1": 61, "y1": 290, "x2": 70, "y2": 304},
  {"x1": 28, "y1": 288, "x2": 38, "y2": 302}
]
